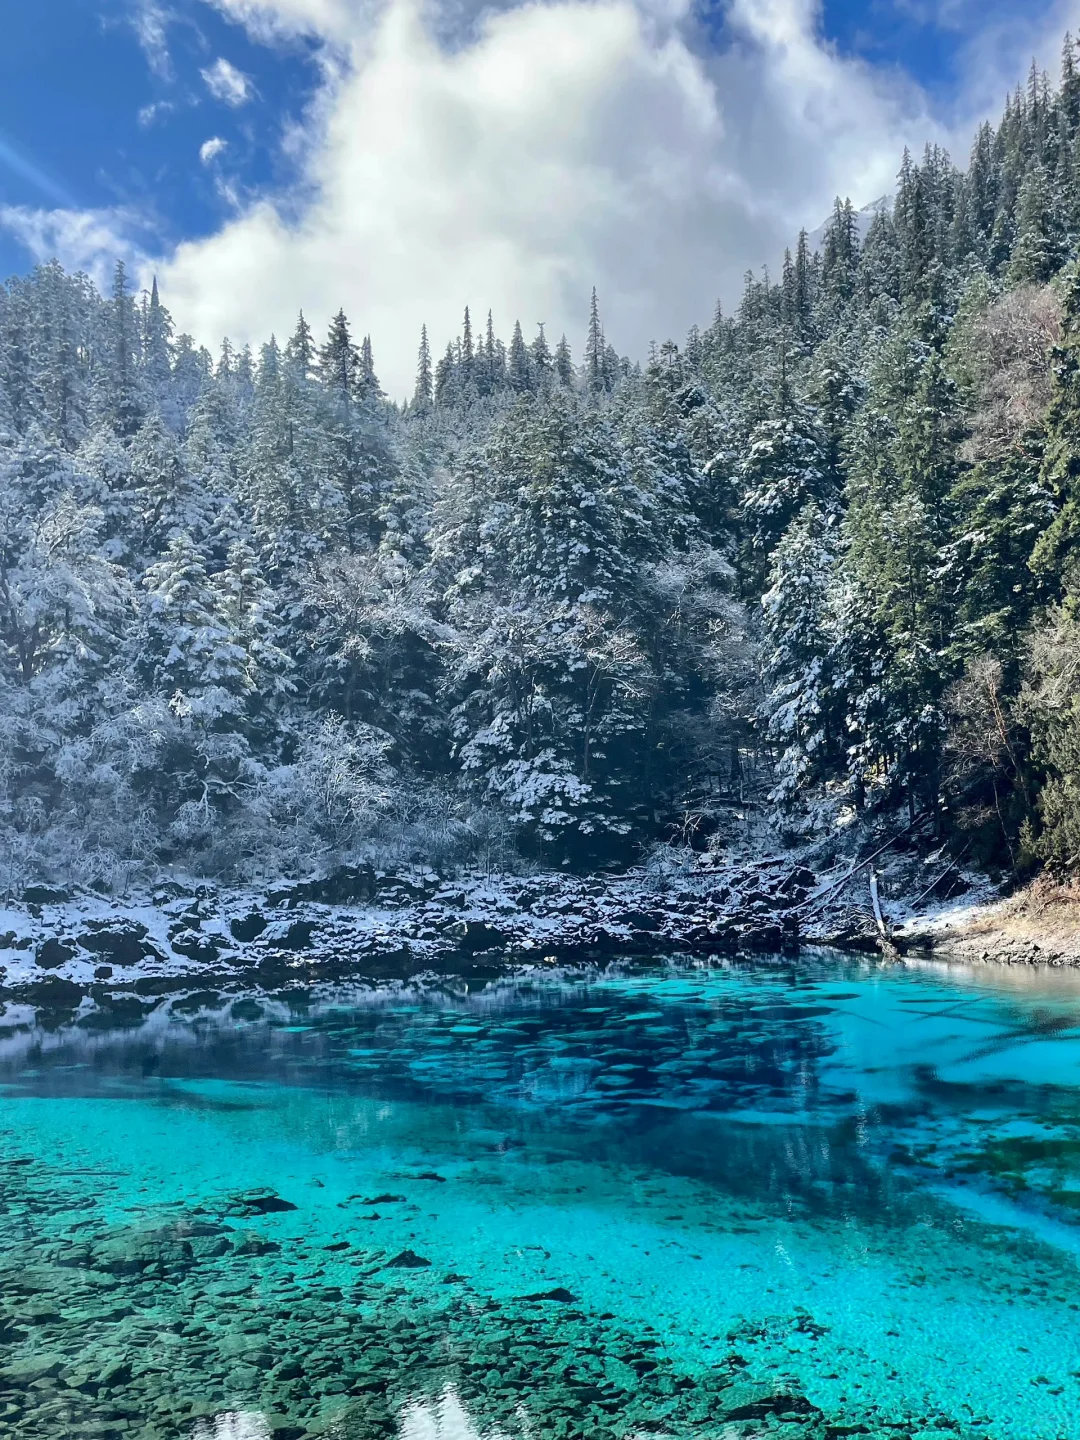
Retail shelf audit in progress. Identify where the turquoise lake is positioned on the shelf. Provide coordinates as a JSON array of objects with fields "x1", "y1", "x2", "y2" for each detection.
[{"x1": 3, "y1": 952, "x2": 1080, "y2": 1439}]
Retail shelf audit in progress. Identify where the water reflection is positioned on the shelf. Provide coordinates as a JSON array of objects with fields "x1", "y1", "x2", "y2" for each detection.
[
  {"x1": 399, "y1": 1390, "x2": 509, "y2": 1440},
  {"x1": 193, "y1": 1414, "x2": 272, "y2": 1440}
]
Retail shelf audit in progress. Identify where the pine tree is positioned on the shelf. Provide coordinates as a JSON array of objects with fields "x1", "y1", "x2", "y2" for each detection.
[
  {"x1": 483, "y1": 310, "x2": 499, "y2": 393},
  {"x1": 0, "y1": 278, "x2": 34, "y2": 433},
  {"x1": 285, "y1": 311, "x2": 316, "y2": 381},
  {"x1": 793, "y1": 229, "x2": 814, "y2": 332},
  {"x1": 434, "y1": 392, "x2": 683, "y2": 853},
  {"x1": 554, "y1": 334, "x2": 574, "y2": 388},
  {"x1": 780, "y1": 248, "x2": 797, "y2": 330},
  {"x1": 894, "y1": 151, "x2": 935, "y2": 304},
  {"x1": 1008, "y1": 162, "x2": 1065, "y2": 283},
  {"x1": 508, "y1": 320, "x2": 531, "y2": 392},
  {"x1": 140, "y1": 531, "x2": 221, "y2": 697},
  {"x1": 434, "y1": 342, "x2": 456, "y2": 405},
  {"x1": 821, "y1": 197, "x2": 860, "y2": 303},
  {"x1": 602, "y1": 342, "x2": 621, "y2": 391},
  {"x1": 531, "y1": 323, "x2": 552, "y2": 386},
  {"x1": 966, "y1": 122, "x2": 999, "y2": 257},
  {"x1": 171, "y1": 334, "x2": 208, "y2": 419},
  {"x1": 739, "y1": 394, "x2": 831, "y2": 586},
  {"x1": 129, "y1": 410, "x2": 188, "y2": 556},
  {"x1": 837, "y1": 332, "x2": 960, "y2": 812},
  {"x1": 235, "y1": 345, "x2": 255, "y2": 408},
  {"x1": 585, "y1": 288, "x2": 604, "y2": 394},
  {"x1": 857, "y1": 209, "x2": 901, "y2": 312},
  {"x1": 212, "y1": 537, "x2": 294, "y2": 711},
  {"x1": 413, "y1": 324, "x2": 433, "y2": 408},
  {"x1": 103, "y1": 261, "x2": 143, "y2": 435},
  {"x1": 461, "y1": 306, "x2": 474, "y2": 382},
  {"x1": 258, "y1": 334, "x2": 281, "y2": 387},
  {"x1": 141, "y1": 276, "x2": 173, "y2": 417},
  {"x1": 217, "y1": 338, "x2": 235, "y2": 385},
  {"x1": 760, "y1": 503, "x2": 839, "y2": 804},
  {"x1": 1063, "y1": 33, "x2": 1080, "y2": 135},
  {"x1": 359, "y1": 334, "x2": 380, "y2": 399},
  {"x1": 319, "y1": 310, "x2": 360, "y2": 405},
  {"x1": 32, "y1": 261, "x2": 89, "y2": 446}
]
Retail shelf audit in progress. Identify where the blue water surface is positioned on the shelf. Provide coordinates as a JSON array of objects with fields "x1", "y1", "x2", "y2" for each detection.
[{"x1": 3, "y1": 951, "x2": 1080, "y2": 1439}]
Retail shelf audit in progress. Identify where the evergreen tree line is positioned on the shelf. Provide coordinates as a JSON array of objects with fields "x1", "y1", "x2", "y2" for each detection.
[{"x1": 6, "y1": 37, "x2": 1080, "y2": 888}]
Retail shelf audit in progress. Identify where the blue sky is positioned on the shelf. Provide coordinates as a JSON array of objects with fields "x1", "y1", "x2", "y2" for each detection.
[
  {"x1": 0, "y1": 0, "x2": 323, "y2": 275},
  {"x1": 820, "y1": 0, "x2": 1056, "y2": 94},
  {"x1": 0, "y1": 0, "x2": 1070, "y2": 391}
]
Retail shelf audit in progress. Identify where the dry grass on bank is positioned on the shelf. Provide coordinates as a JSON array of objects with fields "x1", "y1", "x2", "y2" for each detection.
[{"x1": 906, "y1": 875, "x2": 1080, "y2": 967}]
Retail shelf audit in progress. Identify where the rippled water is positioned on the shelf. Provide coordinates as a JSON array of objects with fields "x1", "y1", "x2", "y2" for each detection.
[{"x1": 3, "y1": 952, "x2": 1080, "y2": 1439}]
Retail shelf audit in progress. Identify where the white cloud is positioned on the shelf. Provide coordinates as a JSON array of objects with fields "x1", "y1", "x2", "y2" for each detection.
[
  {"x1": 200, "y1": 136, "x2": 229, "y2": 164},
  {"x1": 203, "y1": 0, "x2": 358, "y2": 43},
  {"x1": 151, "y1": 0, "x2": 948, "y2": 397},
  {"x1": 131, "y1": 0, "x2": 173, "y2": 80},
  {"x1": 138, "y1": 99, "x2": 175, "y2": 127},
  {"x1": 201, "y1": 56, "x2": 255, "y2": 106},
  {"x1": 0, "y1": 205, "x2": 152, "y2": 294}
]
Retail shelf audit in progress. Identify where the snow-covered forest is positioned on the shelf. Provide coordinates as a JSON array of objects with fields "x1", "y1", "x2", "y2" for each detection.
[{"x1": 6, "y1": 42, "x2": 1080, "y2": 892}]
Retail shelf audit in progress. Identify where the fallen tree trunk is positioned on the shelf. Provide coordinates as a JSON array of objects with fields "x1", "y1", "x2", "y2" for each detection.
[
  {"x1": 869, "y1": 868, "x2": 901, "y2": 961},
  {"x1": 797, "y1": 812, "x2": 932, "y2": 919}
]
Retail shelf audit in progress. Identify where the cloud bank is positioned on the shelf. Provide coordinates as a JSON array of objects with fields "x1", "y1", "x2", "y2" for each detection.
[{"x1": 151, "y1": 0, "x2": 952, "y2": 397}]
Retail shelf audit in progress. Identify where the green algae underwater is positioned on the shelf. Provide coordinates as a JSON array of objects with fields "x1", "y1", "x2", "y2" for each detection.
[{"x1": 2, "y1": 955, "x2": 1080, "y2": 1439}]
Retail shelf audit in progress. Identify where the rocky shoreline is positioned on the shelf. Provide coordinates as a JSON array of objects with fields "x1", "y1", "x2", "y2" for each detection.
[
  {"x1": 0, "y1": 851, "x2": 1046, "y2": 1011},
  {"x1": 0, "y1": 860, "x2": 832, "y2": 1007}
]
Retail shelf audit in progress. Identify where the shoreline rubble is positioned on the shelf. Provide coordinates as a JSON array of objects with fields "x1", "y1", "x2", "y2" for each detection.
[{"x1": 1, "y1": 853, "x2": 1065, "y2": 1009}]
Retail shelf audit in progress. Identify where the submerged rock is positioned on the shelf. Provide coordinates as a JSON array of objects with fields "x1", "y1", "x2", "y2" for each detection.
[
  {"x1": 718, "y1": 1382, "x2": 818, "y2": 1421},
  {"x1": 0, "y1": 1129, "x2": 965, "y2": 1440},
  {"x1": 91, "y1": 1225, "x2": 195, "y2": 1275},
  {"x1": 234, "y1": 1232, "x2": 281, "y2": 1256},
  {"x1": 0, "y1": 1356, "x2": 61, "y2": 1387},
  {"x1": 384, "y1": 1249, "x2": 431, "y2": 1269},
  {"x1": 213, "y1": 1188, "x2": 298, "y2": 1218}
]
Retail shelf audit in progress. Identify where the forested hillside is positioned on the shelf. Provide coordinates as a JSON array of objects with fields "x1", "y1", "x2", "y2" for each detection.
[{"x1": 6, "y1": 42, "x2": 1080, "y2": 892}]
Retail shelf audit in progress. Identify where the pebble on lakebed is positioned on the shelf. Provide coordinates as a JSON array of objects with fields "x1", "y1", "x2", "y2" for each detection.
[{"x1": 0, "y1": 1152, "x2": 966, "y2": 1440}]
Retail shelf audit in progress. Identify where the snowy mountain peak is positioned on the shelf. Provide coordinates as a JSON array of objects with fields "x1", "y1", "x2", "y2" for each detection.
[{"x1": 806, "y1": 194, "x2": 892, "y2": 252}]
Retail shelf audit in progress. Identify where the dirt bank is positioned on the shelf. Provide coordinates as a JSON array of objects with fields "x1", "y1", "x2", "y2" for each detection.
[{"x1": 898, "y1": 878, "x2": 1080, "y2": 968}]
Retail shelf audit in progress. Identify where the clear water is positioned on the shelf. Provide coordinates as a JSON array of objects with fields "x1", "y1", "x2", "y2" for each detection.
[{"x1": 3, "y1": 953, "x2": 1080, "y2": 1439}]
